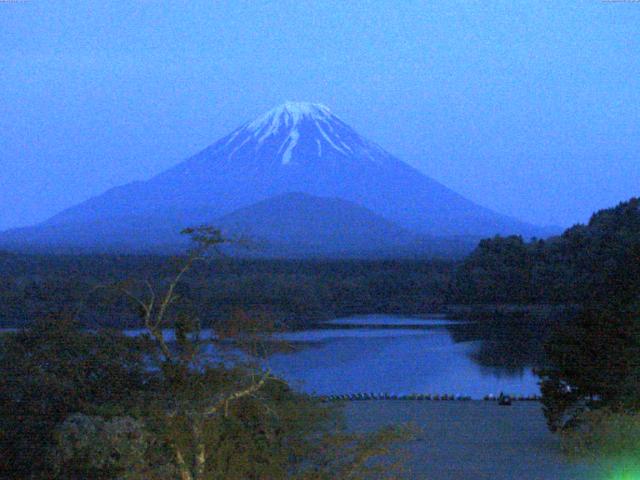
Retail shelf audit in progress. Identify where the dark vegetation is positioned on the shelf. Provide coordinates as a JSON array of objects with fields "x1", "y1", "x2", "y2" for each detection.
[
  {"x1": 454, "y1": 197, "x2": 640, "y2": 455},
  {"x1": 12, "y1": 199, "x2": 639, "y2": 332},
  {"x1": 0, "y1": 316, "x2": 414, "y2": 480},
  {"x1": 452, "y1": 198, "x2": 640, "y2": 307},
  {"x1": 2, "y1": 197, "x2": 640, "y2": 472},
  {"x1": 0, "y1": 230, "x2": 414, "y2": 479},
  {"x1": 0, "y1": 316, "x2": 150, "y2": 477},
  {"x1": 0, "y1": 254, "x2": 454, "y2": 329}
]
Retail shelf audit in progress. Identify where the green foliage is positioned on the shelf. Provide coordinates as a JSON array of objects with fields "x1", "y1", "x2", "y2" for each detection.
[
  {"x1": 453, "y1": 235, "x2": 533, "y2": 303},
  {"x1": 0, "y1": 228, "x2": 417, "y2": 479},
  {"x1": 446, "y1": 197, "x2": 640, "y2": 444},
  {"x1": 48, "y1": 401, "x2": 415, "y2": 480},
  {"x1": 538, "y1": 307, "x2": 640, "y2": 431},
  {"x1": 450, "y1": 197, "x2": 640, "y2": 439},
  {"x1": 115, "y1": 231, "x2": 416, "y2": 480},
  {"x1": 296, "y1": 424, "x2": 417, "y2": 480},
  {"x1": 165, "y1": 381, "x2": 331, "y2": 479},
  {"x1": 48, "y1": 385, "x2": 331, "y2": 480},
  {"x1": 0, "y1": 315, "x2": 150, "y2": 478},
  {"x1": 0, "y1": 314, "x2": 414, "y2": 480},
  {"x1": 180, "y1": 226, "x2": 226, "y2": 250},
  {"x1": 560, "y1": 408, "x2": 640, "y2": 461},
  {"x1": 51, "y1": 414, "x2": 176, "y2": 480}
]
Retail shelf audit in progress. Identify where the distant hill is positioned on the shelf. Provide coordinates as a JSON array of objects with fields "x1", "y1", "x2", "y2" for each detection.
[
  {"x1": 217, "y1": 192, "x2": 479, "y2": 258},
  {"x1": 217, "y1": 192, "x2": 416, "y2": 256},
  {"x1": 0, "y1": 101, "x2": 554, "y2": 255}
]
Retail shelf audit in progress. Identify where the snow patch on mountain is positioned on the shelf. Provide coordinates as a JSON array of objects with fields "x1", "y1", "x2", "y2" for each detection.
[
  {"x1": 316, "y1": 120, "x2": 349, "y2": 155},
  {"x1": 247, "y1": 101, "x2": 333, "y2": 134},
  {"x1": 229, "y1": 134, "x2": 253, "y2": 159},
  {"x1": 279, "y1": 128, "x2": 299, "y2": 165},
  {"x1": 238, "y1": 101, "x2": 362, "y2": 164}
]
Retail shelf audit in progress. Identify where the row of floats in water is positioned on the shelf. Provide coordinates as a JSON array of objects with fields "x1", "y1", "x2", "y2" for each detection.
[{"x1": 318, "y1": 393, "x2": 542, "y2": 402}]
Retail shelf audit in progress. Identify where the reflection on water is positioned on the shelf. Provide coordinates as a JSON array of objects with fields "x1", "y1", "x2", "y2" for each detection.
[
  {"x1": 121, "y1": 314, "x2": 555, "y2": 399},
  {"x1": 263, "y1": 315, "x2": 549, "y2": 399}
]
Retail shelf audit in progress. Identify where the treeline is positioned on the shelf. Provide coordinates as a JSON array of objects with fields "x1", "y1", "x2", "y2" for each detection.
[
  {"x1": 0, "y1": 254, "x2": 455, "y2": 329},
  {"x1": 4, "y1": 198, "x2": 639, "y2": 331},
  {"x1": 452, "y1": 198, "x2": 640, "y2": 307}
]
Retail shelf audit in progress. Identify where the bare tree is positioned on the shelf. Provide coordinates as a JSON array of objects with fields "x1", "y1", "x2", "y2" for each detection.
[{"x1": 117, "y1": 227, "x2": 277, "y2": 480}]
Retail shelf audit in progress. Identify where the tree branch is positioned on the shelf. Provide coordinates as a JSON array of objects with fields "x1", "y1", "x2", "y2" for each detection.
[
  {"x1": 204, "y1": 372, "x2": 270, "y2": 417},
  {"x1": 174, "y1": 444, "x2": 194, "y2": 480}
]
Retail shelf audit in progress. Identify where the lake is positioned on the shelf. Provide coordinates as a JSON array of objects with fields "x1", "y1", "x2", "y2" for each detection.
[
  {"x1": 262, "y1": 314, "x2": 544, "y2": 399},
  {"x1": 120, "y1": 313, "x2": 549, "y2": 399}
]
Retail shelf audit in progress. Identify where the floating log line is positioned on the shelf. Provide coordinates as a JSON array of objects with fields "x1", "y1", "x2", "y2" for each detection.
[{"x1": 316, "y1": 393, "x2": 541, "y2": 402}]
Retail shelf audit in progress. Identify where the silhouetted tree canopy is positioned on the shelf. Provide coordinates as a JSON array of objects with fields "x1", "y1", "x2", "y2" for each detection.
[{"x1": 453, "y1": 197, "x2": 640, "y2": 307}]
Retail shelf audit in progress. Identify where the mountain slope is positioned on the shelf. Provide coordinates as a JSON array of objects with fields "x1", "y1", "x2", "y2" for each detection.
[
  {"x1": 0, "y1": 192, "x2": 479, "y2": 257},
  {"x1": 217, "y1": 192, "x2": 418, "y2": 257},
  {"x1": 1, "y1": 102, "x2": 551, "y2": 254}
]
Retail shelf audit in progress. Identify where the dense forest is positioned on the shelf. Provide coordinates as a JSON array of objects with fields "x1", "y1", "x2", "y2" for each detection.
[
  {"x1": 452, "y1": 198, "x2": 640, "y2": 307},
  {"x1": 0, "y1": 254, "x2": 454, "y2": 329},
  {"x1": 449, "y1": 198, "x2": 640, "y2": 449}
]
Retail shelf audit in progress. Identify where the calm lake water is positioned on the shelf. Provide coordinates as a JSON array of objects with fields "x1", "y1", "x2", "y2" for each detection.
[
  {"x1": 262, "y1": 314, "x2": 543, "y2": 399},
  {"x1": 120, "y1": 314, "x2": 547, "y2": 399}
]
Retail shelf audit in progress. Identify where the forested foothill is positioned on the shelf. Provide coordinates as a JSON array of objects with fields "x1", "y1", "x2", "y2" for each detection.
[{"x1": 452, "y1": 197, "x2": 640, "y2": 308}]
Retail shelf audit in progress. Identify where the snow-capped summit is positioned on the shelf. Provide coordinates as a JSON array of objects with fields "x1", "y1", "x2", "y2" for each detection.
[
  {"x1": 1, "y1": 102, "x2": 551, "y2": 253},
  {"x1": 242, "y1": 102, "x2": 334, "y2": 164},
  {"x1": 246, "y1": 102, "x2": 334, "y2": 132},
  {"x1": 219, "y1": 101, "x2": 388, "y2": 166}
]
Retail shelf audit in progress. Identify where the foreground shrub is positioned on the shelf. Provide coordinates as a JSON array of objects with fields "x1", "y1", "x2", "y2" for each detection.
[
  {"x1": 0, "y1": 315, "x2": 149, "y2": 478},
  {"x1": 538, "y1": 306, "x2": 640, "y2": 431},
  {"x1": 51, "y1": 414, "x2": 177, "y2": 480},
  {"x1": 561, "y1": 408, "x2": 640, "y2": 461}
]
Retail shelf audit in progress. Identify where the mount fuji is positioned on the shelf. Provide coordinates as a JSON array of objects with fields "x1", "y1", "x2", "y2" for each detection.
[{"x1": 0, "y1": 102, "x2": 553, "y2": 256}]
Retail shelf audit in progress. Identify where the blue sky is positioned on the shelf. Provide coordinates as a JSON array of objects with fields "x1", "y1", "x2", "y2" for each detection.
[{"x1": 1, "y1": 0, "x2": 639, "y2": 230}]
